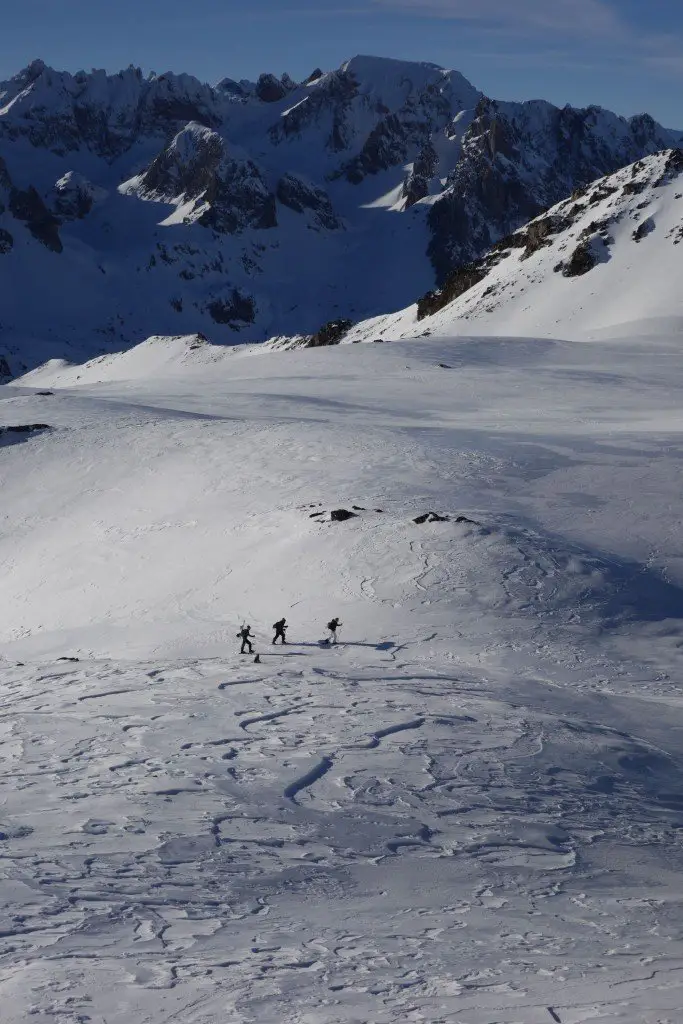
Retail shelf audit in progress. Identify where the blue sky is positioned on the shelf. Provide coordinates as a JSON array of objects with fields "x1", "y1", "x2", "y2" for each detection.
[{"x1": 2, "y1": 0, "x2": 682, "y2": 126}]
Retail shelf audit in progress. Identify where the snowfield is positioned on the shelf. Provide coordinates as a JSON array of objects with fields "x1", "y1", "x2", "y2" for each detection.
[{"x1": 2, "y1": 332, "x2": 683, "y2": 1022}]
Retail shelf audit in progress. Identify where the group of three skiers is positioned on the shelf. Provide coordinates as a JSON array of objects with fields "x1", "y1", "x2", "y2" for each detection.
[{"x1": 237, "y1": 617, "x2": 342, "y2": 654}]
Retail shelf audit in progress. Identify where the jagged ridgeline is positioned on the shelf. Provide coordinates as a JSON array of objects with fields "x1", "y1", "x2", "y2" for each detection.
[{"x1": 0, "y1": 56, "x2": 680, "y2": 374}]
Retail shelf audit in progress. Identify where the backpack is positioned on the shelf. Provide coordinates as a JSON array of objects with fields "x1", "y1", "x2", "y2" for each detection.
[{"x1": 327, "y1": 620, "x2": 336, "y2": 631}]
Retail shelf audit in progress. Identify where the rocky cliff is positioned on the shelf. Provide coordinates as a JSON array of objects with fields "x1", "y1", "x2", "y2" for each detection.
[{"x1": 0, "y1": 54, "x2": 680, "y2": 373}]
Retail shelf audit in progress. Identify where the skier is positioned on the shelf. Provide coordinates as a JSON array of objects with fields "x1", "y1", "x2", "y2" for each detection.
[
  {"x1": 237, "y1": 624, "x2": 254, "y2": 655},
  {"x1": 272, "y1": 618, "x2": 288, "y2": 645},
  {"x1": 326, "y1": 617, "x2": 342, "y2": 644}
]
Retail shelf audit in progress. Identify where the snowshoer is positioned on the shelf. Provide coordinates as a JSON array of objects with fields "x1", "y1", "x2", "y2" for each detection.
[
  {"x1": 272, "y1": 618, "x2": 288, "y2": 644},
  {"x1": 237, "y1": 625, "x2": 254, "y2": 654},
  {"x1": 326, "y1": 617, "x2": 342, "y2": 644}
]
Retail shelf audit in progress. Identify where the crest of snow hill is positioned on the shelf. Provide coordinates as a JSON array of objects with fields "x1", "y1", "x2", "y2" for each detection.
[{"x1": 0, "y1": 54, "x2": 681, "y2": 374}]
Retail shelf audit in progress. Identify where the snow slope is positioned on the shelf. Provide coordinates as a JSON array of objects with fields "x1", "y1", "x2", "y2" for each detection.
[
  {"x1": 0, "y1": 55, "x2": 680, "y2": 374},
  {"x1": 2, "y1": 331, "x2": 683, "y2": 1021},
  {"x1": 346, "y1": 149, "x2": 683, "y2": 342}
]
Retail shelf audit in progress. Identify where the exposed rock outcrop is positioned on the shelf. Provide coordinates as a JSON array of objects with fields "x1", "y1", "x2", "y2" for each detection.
[
  {"x1": 417, "y1": 264, "x2": 487, "y2": 320},
  {"x1": 330, "y1": 509, "x2": 358, "y2": 522},
  {"x1": 207, "y1": 290, "x2": 256, "y2": 327},
  {"x1": 199, "y1": 159, "x2": 277, "y2": 234},
  {"x1": 306, "y1": 319, "x2": 354, "y2": 347},
  {"x1": 427, "y1": 97, "x2": 678, "y2": 283},
  {"x1": 53, "y1": 171, "x2": 106, "y2": 219},
  {"x1": 9, "y1": 186, "x2": 62, "y2": 252},
  {"x1": 255, "y1": 73, "x2": 293, "y2": 103},
  {"x1": 560, "y1": 239, "x2": 600, "y2": 277},
  {"x1": 276, "y1": 173, "x2": 341, "y2": 229},
  {"x1": 127, "y1": 123, "x2": 277, "y2": 234},
  {"x1": 402, "y1": 142, "x2": 438, "y2": 207},
  {"x1": 133, "y1": 123, "x2": 224, "y2": 201}
]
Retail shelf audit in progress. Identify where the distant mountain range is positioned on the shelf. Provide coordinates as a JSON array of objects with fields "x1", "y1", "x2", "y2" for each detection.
[{"x1": 0, "y1": 54, "x2": 681, "y2": 375}]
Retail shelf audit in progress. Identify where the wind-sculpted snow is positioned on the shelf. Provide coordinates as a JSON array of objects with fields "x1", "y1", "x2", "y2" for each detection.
[
  {"x1": 0, "y1": 54, "x2": 681, "y2": 374},
  {"x1": 2, "y1": 334, "x2": 683, "y2": 1020}
]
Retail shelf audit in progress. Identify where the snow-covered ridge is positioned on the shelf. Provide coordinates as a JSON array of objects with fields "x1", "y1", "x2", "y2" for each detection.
[
  {"x1": 345, "y1": 149, "x2": 683, "y2": 342},
  {"x1": 17, "y1": 333, "x2": 235, "y2": 386},
  {"x1": 0, "y1": 54, "x2": 681, "y2": 375}
]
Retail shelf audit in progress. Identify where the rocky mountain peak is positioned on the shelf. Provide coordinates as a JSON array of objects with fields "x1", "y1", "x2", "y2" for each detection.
[{"x1": 255, "y1": 73, "x2": 295, "y2": 103}]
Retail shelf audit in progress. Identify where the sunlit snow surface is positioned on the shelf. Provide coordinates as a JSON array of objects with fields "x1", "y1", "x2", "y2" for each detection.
[{"x1": 2, "y1": 335, "x2": 683, "y2": 1022}]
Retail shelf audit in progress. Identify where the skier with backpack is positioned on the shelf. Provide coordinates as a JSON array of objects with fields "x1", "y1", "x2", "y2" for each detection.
[
  {"x1": 272, "y1": 618, "x2": 288, "y2": 645},
  {"x1": 237, "y1": 624, "x2": 254, "y2": 655},
  {"x1": 325, "y1": 617, "x2": 342, "y2": 644}
]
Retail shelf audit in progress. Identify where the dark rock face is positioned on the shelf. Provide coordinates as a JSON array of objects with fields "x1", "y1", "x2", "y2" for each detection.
[
  {"x1": 402, "y1": 142, "x2": 439, "y2": 207},
  {"x1": 426, "y1": 97, "x2": 677, "y2": 284},
  {"x1": 0, "y1": 356, "x2": 12, "y2": 380},
  {"x1": 0, "y1": 155, "x2": 12, "y2": 191},
  {"x1": 52, "y1": 171, "x2": 102, "y2": 219},
  {"x1": 200, "y1": 159, "x2": 277, "y2": 234},
  {"x1": 341, "y1": 91, "x2": 451, "y2": 186},
  {"x1": 271, "y1": 67, "x2": 358, "y2": 148},
  {"x1": 330, "y1": 509, "x2": 358, "y2": 522},
  {"x1": 342, "y1": 113, "x2": 413, "y2": 184},
  {"x1": 207, "y1": 290, "x2": 256, "y2": 327},
  {"x1": 427, "y1": 100, "x2": 542, "y2": 283},
  {"x1": 632, "y1": 218, "x2": 655, "y2": 242},
  {"x1": 656, "y1": 148, "x2": 683, "y2": 184},
  {"x1": 522, "y1": 214, "x2": 569, "y2": 258},
  {"x1": 0, "y1": 62, "x2": 220, "y2": 158},
  {"x1": 304, "y1": 68, "x2": 324, "y2": 85},
  {"x1": 417, "y1": 205, "x2": 578, "y2": 318},
  {"x1": 136, "y1": 124, "x2": 224, "y2": 201},
  {"x1": 276, "y1": 173, "x2": 341, "y2": 229},
  {"x1": 417, "y1": 264, "x2": 487, "y2": 320},
  {"x1": 9, "y1": 187, "x2": 62, "y2": 252},
  {"x1": 0, "y1": 227, "x2": 14, "y2": 253},
  {"x1": 132, "y1": 123, "x2": 277, "y2": 235},
  {"x1": 306, "y1": 319, "x2": 354, "y2": 347},
  {"x1": 414, "y1": 512, "x2": 450, "y2": 523},
  {"x1": 255, "y1": 74, "x2": 289, "y2": 103},
  {"x1": 216, "y1": 77, "x2": 246, "y2": 98},
  {"x1": 561, "y1": 240, "x2": 598, "y2": 277}
]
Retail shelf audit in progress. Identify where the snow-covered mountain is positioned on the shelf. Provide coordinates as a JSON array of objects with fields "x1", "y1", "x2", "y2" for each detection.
[
  {"x1": 0, "y1": 54, "x2": 681, "y2": 375},
  {"x1": 346, "y1": 148, "x2": 683, "y2": 342}
]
